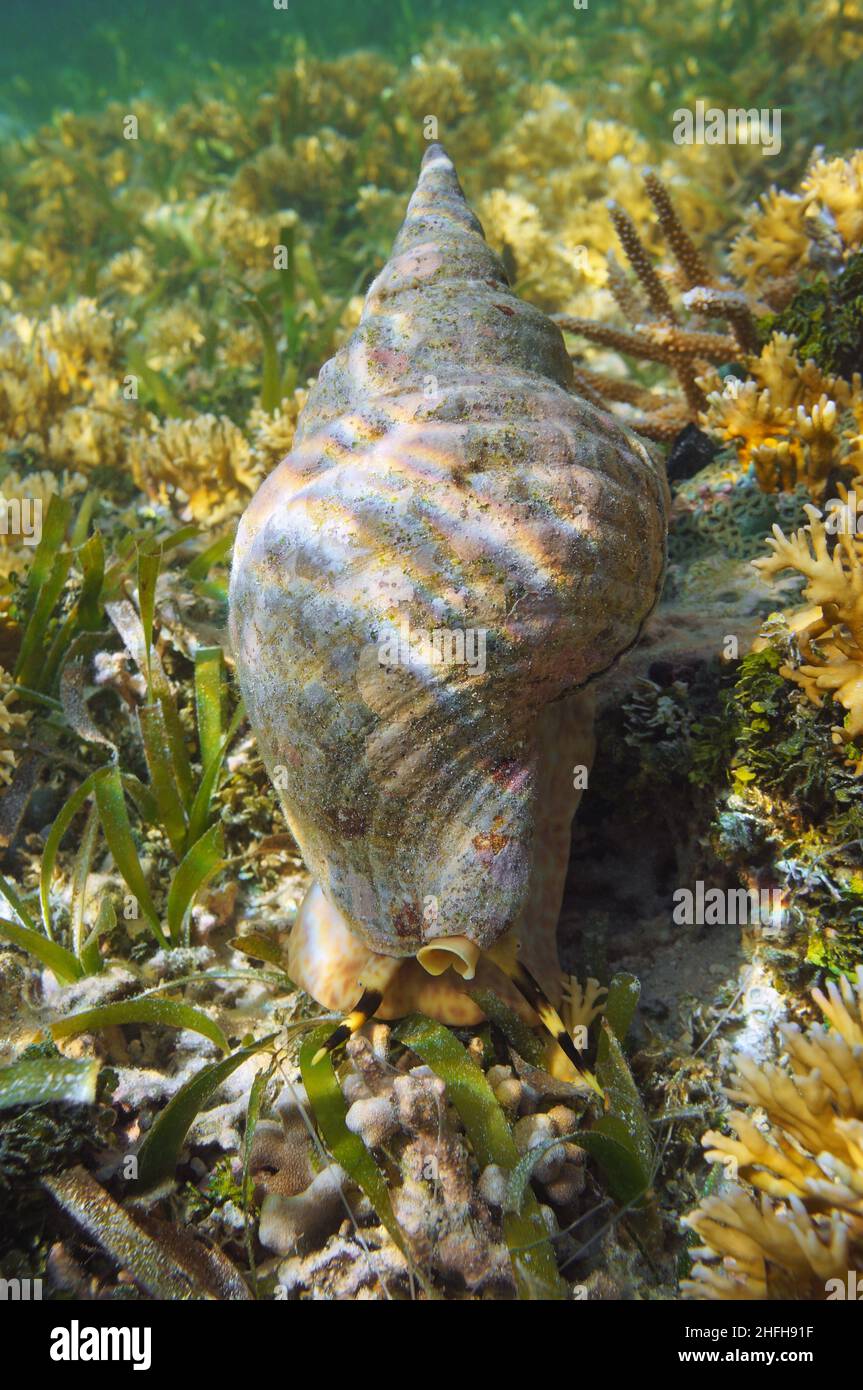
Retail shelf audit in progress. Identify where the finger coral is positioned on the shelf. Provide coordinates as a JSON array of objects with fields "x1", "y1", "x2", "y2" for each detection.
[{"x1": 683, "y1": 968, "x2": 863, "y2": 1299}]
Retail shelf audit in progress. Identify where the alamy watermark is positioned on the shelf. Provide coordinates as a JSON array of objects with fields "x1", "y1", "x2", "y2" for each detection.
[
  {"x1": 824, "y1": 490, "x2": 863, "y2": 534},
  {"x1": 378, "y1": 618, "x2": 487, "y2": 677},
  {"x1": 0, "y1": 495, "x2": 42, "y2": 546},
  {"x1": 672, "y1": 101, "x2": 781, "y2": 158},
  {"x1": 826, "y1": 1272, "x2": 863, "y2": 1299},
  {"x1": 672, "y1": 881, "x2": 786, "y2": 930},
  {"x1": 49, "y1": 1321, "x2": 151, "y2": 1370},
  {"x1": 0, "y1": 1276, "x2": 42, "y2": 1299}
]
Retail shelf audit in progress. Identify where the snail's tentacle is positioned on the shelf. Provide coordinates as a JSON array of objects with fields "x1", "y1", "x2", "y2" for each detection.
[
  {"x1": 311, "y1": 987, "x2": 385, "y2": 1064},
  {"x1": 486, "y1": 936, "x2": 602, "y2": 1096},
  {"x1": 311, "y1": 950, "x2": 405, "y2": 1064}
]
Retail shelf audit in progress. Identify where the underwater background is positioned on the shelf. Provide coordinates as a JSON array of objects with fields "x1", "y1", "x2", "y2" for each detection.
[{"x1": 0, "y1": 0, "x2": 862, "y2": 1304}]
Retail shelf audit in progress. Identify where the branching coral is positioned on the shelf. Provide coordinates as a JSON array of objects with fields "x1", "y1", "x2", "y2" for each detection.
[
  {"x1": 683, "y1": 968, "x2": 863, "y2": 1299},
  {"x1": 128, "y1": 413, "x2": 263, "y2": 526},
  {"x1": 246, "y1": 389, "x2": 310, "y2": 473},
  {"x1": 0, "y1": 300, "x2": 130, "y2": 472},
  {"x1": 701, "y1": 336, "x2": 863, "y2": 495},
  {"x1": 127, "y1": 393, "x2": 310, "y2": 526},
  {"x1": 555, "y1": 171, "x2": 756, "y2": 441},
  {"x1": 557, "y1": 152, "x2": 863, "y2": 467},
  {"x1": 752, "y1": 486, "x2": 863, "y2": 767},
  {"x1": 0, "y1": 665, "x2": 29, "y2": 787},
  {"x1": 729, "y1": 152, "x2": 863, "y2": 304}
]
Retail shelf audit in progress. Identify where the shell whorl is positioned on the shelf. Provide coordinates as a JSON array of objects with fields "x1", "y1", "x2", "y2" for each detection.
[{"x1": 229, "y1": 143, "x2": 668, "y2": 958}]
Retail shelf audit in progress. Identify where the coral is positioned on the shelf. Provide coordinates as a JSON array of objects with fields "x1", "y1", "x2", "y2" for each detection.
[
  {"x1": 139, "y1": 305, "x2": 206, "y2": 374},
  {"x1": 97, "y1": 247, "x2": 151, "y2": 299},
  {"x1": 561, "y1": 156, "x2": 862, "y2": 470},
  {"x1": 555, "y1": 171, "x2": 755, "y2": 442},
  {"x1": 0, "y1": 665, "x2": 29, "y2": 787},
  {"x1": 704, "y1": 634, "x2": 863, "y2": 975},
  {"x1": 669, "y1": 461, "x2": 812, "y2": 568},
  {"x1": 683, "y1": 968, "x2": 863, "y2": 1299},
  {"x1": 0, "y1": 467, "x2": 87, "y2": 579},
  {"x1": 245, "y1": 389, "x2": 310, "y2": 473},
  {"x1": 259, "y1": 1164, "x2": 348, "y2": 1258},
  {"x1": 802, "y1": 153, "x2": 863, "y2": 257},
  {"x1": 128, "y1": 413, "x2": 263, "y2": 525},
  {"x1": 770, "y1": 251, "x2": 863, "y2": 381},
  {"x1": 700, "y1": 336, "x2": 863, "y2": 495},
  {"x1": 728, "y1": 189, "x2": 812, "y2": 300},
  {"x1": 729, "y1": 153, "x2": 863, "y2": 305},
  {"x1": 266, "y1": 1026, "x2": 596, "y2": 1300},
  {"x1": 0, "y1": 300, "x2": 130, "y2": 472},
  {"x1": 753, "y1": 490, "x2": 863, "y2": 765}
]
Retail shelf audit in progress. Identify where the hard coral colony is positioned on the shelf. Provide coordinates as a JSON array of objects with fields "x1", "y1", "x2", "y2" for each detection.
[{"x1": 0, "y1": 0, "x2": 860, "y2": 1321}]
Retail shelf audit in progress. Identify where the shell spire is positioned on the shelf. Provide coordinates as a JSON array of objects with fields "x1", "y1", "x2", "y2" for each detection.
[{"x1": 229, "y1": 144, "x2": 668, "y2": 976}]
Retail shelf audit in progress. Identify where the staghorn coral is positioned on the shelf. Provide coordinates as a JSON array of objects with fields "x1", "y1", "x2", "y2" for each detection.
[
  {"x1": 560, "y1": 154, "x2": 863, "y2": 465},
  {"x1": 555, "y1": 170, "x2": 756, "y2": 442},
  {"x1": 683, "y1": 968, "x2": 863, "y2": 1299}
]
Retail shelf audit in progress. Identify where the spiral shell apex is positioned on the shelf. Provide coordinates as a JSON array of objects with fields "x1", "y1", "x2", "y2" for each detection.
[{"x1": 229, "y1": 143, "x2": 668, "y2": 970}]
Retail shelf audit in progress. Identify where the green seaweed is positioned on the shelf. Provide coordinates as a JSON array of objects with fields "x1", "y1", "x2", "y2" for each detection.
[
  {"x1": 135, "y1": 1035, "x2": 277, "y2": 1192},
  {"x1": 300, "y1": 1025, "x2": 417, "y2": 1273},
  {"x1": 51, "y1": 996, "x2": 230, "y2": 1054}
]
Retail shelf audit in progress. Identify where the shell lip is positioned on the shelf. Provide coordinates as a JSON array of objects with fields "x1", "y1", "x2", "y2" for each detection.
[{"x1": 416, "y1": 935, "x2": 480, "y2": 981}]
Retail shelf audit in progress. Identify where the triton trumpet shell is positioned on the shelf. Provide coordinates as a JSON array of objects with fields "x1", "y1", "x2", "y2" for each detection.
[{"x1": 229, "y1": 143, "x2": 668, "y2": 1026}]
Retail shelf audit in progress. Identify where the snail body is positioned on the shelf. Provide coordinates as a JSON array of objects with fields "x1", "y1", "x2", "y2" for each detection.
[{"x1": 229, "y1": 144, "x2": 667, "y2": 1034}]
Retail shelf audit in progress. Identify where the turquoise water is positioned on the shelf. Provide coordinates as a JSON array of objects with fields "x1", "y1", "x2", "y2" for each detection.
[
  {"x1": 4, "y1": 0, "x2": 860, "y2": 149},
  {"x1": 1, "y1": 0, "x2": 541, "y2": 123}
]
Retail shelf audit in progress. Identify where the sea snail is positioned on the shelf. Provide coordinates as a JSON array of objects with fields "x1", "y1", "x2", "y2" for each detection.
[{"x1": 229, "y1": 143, "x2": 668, "y2": 1069}]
